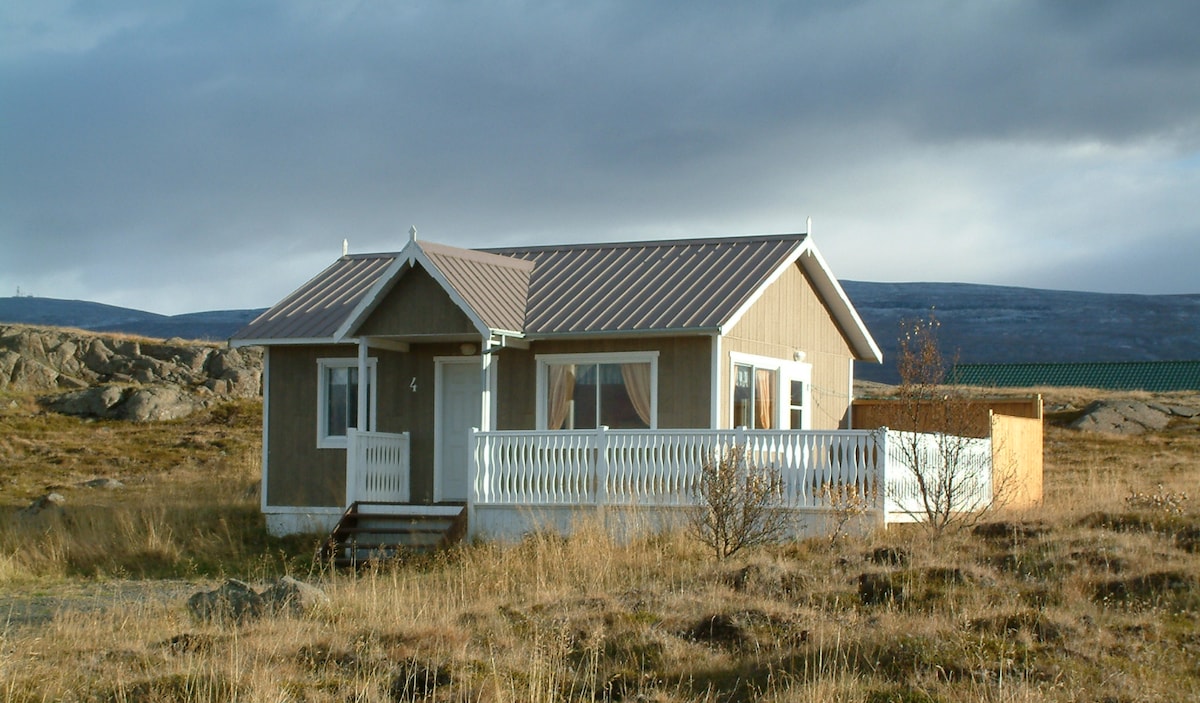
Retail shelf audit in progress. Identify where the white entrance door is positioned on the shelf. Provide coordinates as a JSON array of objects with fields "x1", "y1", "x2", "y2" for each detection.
[{"x1": 435, "y1": 360, "x2": 481, "y2": 502}]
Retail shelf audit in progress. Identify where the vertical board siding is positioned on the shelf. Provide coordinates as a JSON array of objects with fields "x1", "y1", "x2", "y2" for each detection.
[
  {"x1": 266, "y1": 345, "x2": 353, "y2": 507},
  {"x1": 990, "y1": 413, "x2": 1043, "y2": 509},
  {"x1": 724, "y1": 263, "x2": 857, "y2": 430}
]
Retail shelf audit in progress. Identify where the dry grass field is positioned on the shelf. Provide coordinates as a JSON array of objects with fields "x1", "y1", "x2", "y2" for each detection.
[{"x1": 0, "y1": 388, "x2": 1197, "y2": 702}]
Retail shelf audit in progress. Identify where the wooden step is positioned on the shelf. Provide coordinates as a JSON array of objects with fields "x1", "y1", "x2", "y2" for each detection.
[{"x1": 320, "y1": 502, "x2": 467, "y2": 567}]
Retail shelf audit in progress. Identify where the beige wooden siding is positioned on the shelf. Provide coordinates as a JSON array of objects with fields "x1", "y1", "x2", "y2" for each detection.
[
  {"x1": 495, "y1": 336, "x2": 712, "y2": 430},
  {"x1": 723, "y1": 262, "x2": 856, "y2": 429},
  {"x1": 358, "y1": 264, "x2": 478, "y2": 337}
]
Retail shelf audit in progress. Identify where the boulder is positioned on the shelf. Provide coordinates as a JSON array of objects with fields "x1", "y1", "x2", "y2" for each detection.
[
  {"x1": 45, "y1": 385, "x2": 126, "y2": 417},
  {"x1": 118, "y1": 387, "x2": 204, "y2": 421},
  {"x1": 187, "y1": 580, "x2": 265, "y2": 624},
  {"x1": 260, "y1": 576, "x2": 330, "y2": 616},
  {"x1": 18, "y1": 492, "x2": 66, "y2": 519}
]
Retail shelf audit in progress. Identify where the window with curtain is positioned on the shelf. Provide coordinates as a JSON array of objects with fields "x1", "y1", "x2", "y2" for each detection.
[
  {"x1": 541, "y1": 355, "x2": 655, "y2": 429},
  {"x1": 317, "y1": 358, "x2": 376, "y2": 448},
  {"x1": 733, "y1": 362, "x2": 776, "y2": 429}
]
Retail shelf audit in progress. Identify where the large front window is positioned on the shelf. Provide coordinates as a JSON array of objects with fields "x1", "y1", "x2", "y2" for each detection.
[
  {"x1": 538, "y1": 352, "x2": 657, "y2": 429},
  {"x1": 317, "y1": 358, "x2": 377, "y2": 448}
]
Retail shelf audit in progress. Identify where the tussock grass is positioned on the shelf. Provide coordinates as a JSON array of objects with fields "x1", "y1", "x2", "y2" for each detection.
[{"x1": 0, "y1": 388, "x2": 1197, "y2": 700}]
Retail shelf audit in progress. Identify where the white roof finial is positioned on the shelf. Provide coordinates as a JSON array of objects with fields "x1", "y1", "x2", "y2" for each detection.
[
  {"x1": 409, "y1": 225, "x2": 417, "y2": 242},
  {"x1": 806, "y1": 216, "x2": 813, "y2": 236},
  {"x1": 342, "y1": 238, "x2": 349, "y2": 257}
]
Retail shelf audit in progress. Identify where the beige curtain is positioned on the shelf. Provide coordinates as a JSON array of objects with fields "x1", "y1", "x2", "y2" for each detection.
[
  {"x1": 755, "y1": 368, "x2": 774, "y2": 429},
  {"x1": 620, "y1": 363, "x2": 652, "y2": 427},
  {"x1": 547, "y1": 364, "x2": 575, "y2": 429}
]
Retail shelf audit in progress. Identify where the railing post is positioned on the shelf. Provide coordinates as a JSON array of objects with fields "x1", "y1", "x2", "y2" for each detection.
[
  {"x1": 876, "y1": 427, "x2": 889, "y2": 526},
  {"x1": 345, "y1": 428, "x2": 358, "y2": 508},
  {"x1": 596, "y1": 425, "x2": 610, "y2": 509},
  {"x1": 468, "y1": 427, "x2": 480, "y2": 538}
]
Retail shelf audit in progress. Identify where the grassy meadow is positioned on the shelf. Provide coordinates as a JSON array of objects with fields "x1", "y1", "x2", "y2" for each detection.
[{"x1": 0, "y1": 388, "x2": 1197, "y2": 702}]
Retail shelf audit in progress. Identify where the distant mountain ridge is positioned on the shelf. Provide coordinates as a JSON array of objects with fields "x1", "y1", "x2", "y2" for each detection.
[
  {"x1": 3, "y1": 282, "x2": 1199, "y2": 385},
  {"x1": 0, "y1": 297, "x2": 266, "y2": 343},
  {"x1": 841, "y1": 281, "x2": 1200, "y2": 383}
]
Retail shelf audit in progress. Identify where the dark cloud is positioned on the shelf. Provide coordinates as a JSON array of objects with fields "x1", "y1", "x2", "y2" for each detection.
[{"x1": 1, "y1": 0, "x2": 1197, "y2": 313}]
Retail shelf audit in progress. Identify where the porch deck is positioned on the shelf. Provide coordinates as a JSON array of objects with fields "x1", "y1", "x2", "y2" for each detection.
[{"x1": 345, "y1": 426, "x2": 995, "y2": 541}]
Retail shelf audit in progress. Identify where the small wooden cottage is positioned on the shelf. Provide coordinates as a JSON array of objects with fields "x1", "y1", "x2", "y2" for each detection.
[{"x1": 232, "y1": 230, "x2": 888, "y2": 543}]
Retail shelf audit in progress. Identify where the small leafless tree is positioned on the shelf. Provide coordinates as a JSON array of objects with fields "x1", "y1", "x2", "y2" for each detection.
[
  {"x1": 888, "y1": 312, "x2": 1001, "y2": 534},
  {"x1": 689, "y1": 446, "x2": 791, "y2": 559}
]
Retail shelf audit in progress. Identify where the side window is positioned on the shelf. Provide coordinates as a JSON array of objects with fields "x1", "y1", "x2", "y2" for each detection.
[
  {"x1": 730, "y1": 354, "x2": 810, "y2": 430},
  {"x1": 733, "y1": 362, "x2": 777, "y2": 429},
  {"x1": 317, "y1": 358, "x2": 376, "y2": 448},
  {"x1": 789, "y1": 379, "x2": 806, "y2": 430}
]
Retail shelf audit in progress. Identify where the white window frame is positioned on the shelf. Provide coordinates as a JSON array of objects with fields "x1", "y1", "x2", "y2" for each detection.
[
  {"x1": 729, "y1": 352, "x2": 811, "y2": 430},
  {"x1": 535, "y1": 351, "x2": 659, "y2": 430},
  {"x1": 317, "y1": 357, "x2": 377, "y2": 449}
]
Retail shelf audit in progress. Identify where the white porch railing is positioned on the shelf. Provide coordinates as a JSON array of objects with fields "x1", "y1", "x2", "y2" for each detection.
[
  {"x1": 470, "y1": 426, "x2": 995, "y2": 530},
  {"x1": 470, "y1": 427, "x2": 888, "y2": 511},
  {"x1": 346, "y1": 429, "x2": 411, "y2": 504},
  {"x1": 883, "y1": 430, "x2": 992, "y2": 521}
]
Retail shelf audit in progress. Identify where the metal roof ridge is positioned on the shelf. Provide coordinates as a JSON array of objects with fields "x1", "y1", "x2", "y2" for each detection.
[
  {"x1": 420, "y1": 240, "x2": 536, "y2": 271},
  {"x1": 483, "y1": 232, "x2": 807, "y2": 254}
]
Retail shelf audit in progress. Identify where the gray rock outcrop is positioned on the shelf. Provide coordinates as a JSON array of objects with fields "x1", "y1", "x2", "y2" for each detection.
[
  {"x1": 0, "y1": 324, "x2": 262, "y2": 420},
  {"x1": 1070, "y1": 400, "x2": 1199, "y2": 435}
]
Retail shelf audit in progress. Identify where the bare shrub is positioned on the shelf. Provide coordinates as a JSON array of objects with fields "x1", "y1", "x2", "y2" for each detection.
[
  {"x1": 888, "y1": 312, "x2": 1005, "y2": 534},
  {"x1": 688, "y1": 446, "x2": 791, "y2": 559}
]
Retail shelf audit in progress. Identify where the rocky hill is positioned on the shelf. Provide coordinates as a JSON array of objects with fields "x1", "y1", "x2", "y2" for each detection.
[{"x1": 0, "y1": 324, "x2": 262, "y2": 421}]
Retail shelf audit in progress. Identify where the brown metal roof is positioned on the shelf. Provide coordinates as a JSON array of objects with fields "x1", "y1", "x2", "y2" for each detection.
[
  {"x1": 233, "y1": 233, "x2": 884, "y2": 360},
  {"x1": 421, "y1": 241, "x2": 531, "y2": 334},
  {"x1": 485, "y1": 234, "x2": 806, "y2": 333},
  {"x1": 232, "y1": 254, "x2": 396, "y2": 342}
]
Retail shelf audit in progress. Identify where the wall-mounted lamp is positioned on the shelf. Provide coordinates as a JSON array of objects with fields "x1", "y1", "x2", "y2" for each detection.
[
  {"x1": 460, "y1": 343, "x2": 477, "y2": 356},
  {"x1": 794, "y1": 351, "x2": 806, "y2": 362}
]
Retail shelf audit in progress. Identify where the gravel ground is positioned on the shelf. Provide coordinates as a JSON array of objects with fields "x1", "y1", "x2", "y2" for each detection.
[{"x1": 0, "y1": 579, "x2": 210, "y2": 629}]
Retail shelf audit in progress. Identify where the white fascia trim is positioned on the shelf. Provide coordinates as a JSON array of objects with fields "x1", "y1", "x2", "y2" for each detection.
[
  {"x1": 719, "y1": 240, "x2": 807, "y2": 336},
  {"x1": 232, "y1": 337, "x2": 343, "y2": 348},
  {"x1": 796, "y1": 240, "x2": 884, "y2": 364}
]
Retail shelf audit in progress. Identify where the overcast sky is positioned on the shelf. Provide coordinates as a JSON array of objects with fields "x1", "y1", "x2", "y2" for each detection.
[{"x1": 3, "y1": 1, "x2": 1198, "y2": 316}]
